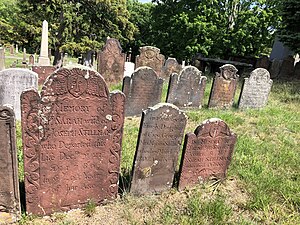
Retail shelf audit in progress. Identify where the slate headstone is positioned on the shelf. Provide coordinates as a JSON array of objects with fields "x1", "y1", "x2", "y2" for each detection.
[
  {"x1": 123, "y1": 66, "x2": 164, "y2": 117},
  {"x1": 32, "y1": 66, "x2": 56, "y2": 85},
  {"x1": 0, "y1": 68, "x2": 38, "y2": 120},
  {"x1": 135, "y1": 46, "x2": 165, "y2": 76},
  {"x1": 269, "y1": 59, "x2": 282, "y2": 79},
  {"x1": 97, "y1": 38, "x2": 125, "y2": 84},
  {"x1": 130, "y1": 103, "x2": 187, "y2": 195},
  {"x1": 0, "y1": 105, "x2": 20, "y2": 223},
  {"x1": 208, "y1": 64, "x2": 239, "y2": 109},
  {"x1": 255, "y1": 55, "x2": 270, "y2": 69},
  {"x1": 238, "y1": 68, "x2": 273, "y2": 109},
  {"x1": 278, "y1": 55, "x2": 295, "y2": 79},
  {"x1": 21, "y1": 66, "x2": 125, "y2": 215},
  {"x1": 178, "y1": 118, "x2": 237, "y2": 190},
  {"x1": 0, "y1": 48, "x2": 5, "y2": 71},
  {"x1": 161, "y1": 57, "x2": 182, "y2": 79},
  {"x1": 167, "y1": 66, "x2": 207, "y2": 108}
]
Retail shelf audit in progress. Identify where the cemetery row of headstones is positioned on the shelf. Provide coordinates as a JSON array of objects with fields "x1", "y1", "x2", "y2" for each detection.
[{"x1": 0, "y1": 67, "x2": 237, "y2": 222}]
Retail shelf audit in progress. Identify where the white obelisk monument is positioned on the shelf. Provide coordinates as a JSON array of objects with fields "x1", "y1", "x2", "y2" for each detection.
[{"x1": 38, "y1": 20, "x2": 50, "y2": 66}]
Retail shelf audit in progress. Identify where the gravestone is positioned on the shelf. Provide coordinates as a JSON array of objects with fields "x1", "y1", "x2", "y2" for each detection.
[
  {"x1": 122, "y1": 67, "x2": 164, "y2": 117},
  {"x1": 0, "y1": 48, "x2": 5, "y2": 71},
  {"x1": 166, "y1": 66, "x2": 207, "y2": 108},
  {"x1": 269, "y1": 59, "x2": 282, "y2": 79},
  {"x1": 21, "y1": 66, "x2": 125, "y2": 215},
  {"x1": 255, "y1": 55, "x2": 270, "y2": 69},
  {"x1": 130, "y1": 103, "x2": 187, "y2": 195},
  {"x1": 0, "y1": 105, "x2": 20, "y2": 223},
  {"x1": 15, "y1": 45, "x2": 18, "y2": 54},
  {"x1": 9, "y1": 46, "x2": 14, "y2": 55},
  {"x1": 124, "y1": 62, "x2": 135, "y2": 77},
  {"x1": 161, "y1": 57, "x2": 182, "y2": 79},
  {"x1": 178, "y1": 118, "x2": 237, "y2": 190},
  {"x1": 294, "y1": 62, "x2": 300, "y2": 79},
  {"x1": 238, "y1": 68, "x2": 273, "y2": 109},
  {"x1": 0, "y1": 68, "x2": 38, "y2": 120},
  {"x1": 278, "y1": 55, "x2": 295, "y2": 79},
  {"x1": 29, "y1": 55, "x2": 35, "y2": 65},
  {"x1": 135, "y1": 46, "x2": 165, "y2": 76},
  {"x1": 97, "y1": 38, "x2": 125, "y2": 84},
  {"x1": 22, "y1": 48, "x2": 27, "y2": 64},
  {"x1": 32, "y1": 66, "x2": 56, "y2": 85},
  {"x1": 38, "y1": 20, "x2": 50, "y2": 66},
  {"x1": 208, "y1": 64, "x2": 239, "y2": 109}
]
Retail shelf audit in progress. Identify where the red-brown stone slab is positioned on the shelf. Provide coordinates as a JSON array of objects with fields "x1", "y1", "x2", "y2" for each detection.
[
  {"x1": 21, "y1": 66, "x2": 125, "y2": 215},
  {"x1": 130, "y1": 103, "x2": 187, "y2": 195},
  {"x1": 97, "y1": 38, "x2": 125, "y2": 84},
  {"x1": 32, "y1": 66, "x2": 56, "y2": 85},
  {"x1": 255, "y1": 55, "x2": 270, "y2": 70},
  {"x1": 208, "y1": 64, "x2": 239, "y2": 109},
  {"x1": 135, "y1": 46, "x2": 165, "y2": 76},
  {"x1": 178, "y1": 118, "x2": 237, "y2": 191},
  {"x1": 0, "y1": 105, "x2": 20, "y2": 223}
]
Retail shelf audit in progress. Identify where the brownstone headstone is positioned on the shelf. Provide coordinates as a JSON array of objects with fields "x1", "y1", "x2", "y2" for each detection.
[
  {"x1": 255, "y1": 55, "x2": 270, "y2": 70},
  {"x1": 21, "y1": 66, "x2": 125, "y2": 215},
  {"x1": 32, "y1": 65, "x2": 56, "y2": 85},
  {"x1": 161, "y1": 57, "x2": 182, "y2": 79},
  {"x1": 9, "y1": 46, "x2": 14, "y2": 55},
  {"x1": 123, "y1": 66, "x2": 164, "y2": 117},
  {"x1": 178, "y1": 118, "x2": 237, "y2": 190},
  {"x1": 97, "y1": 38, "x2": 125, "y2": 84},
  {"x1": 0, "y1": 105, "x2": 20, "y2": 223},
  {"x1": 208, "y1": 64, "x2": 239, "y2": 109},
  {"x1": 130, "y1": 103, "x2": 187, "y2": 195},
  {"x1": 135, "y1": 46, "x2": 165, "y2": 76},
  {"x1": 166, "y1": 66, "x2": 207, "y2": 108}
]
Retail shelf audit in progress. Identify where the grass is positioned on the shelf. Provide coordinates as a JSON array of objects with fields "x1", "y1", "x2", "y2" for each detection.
[{"x1": 13, "y1": 74, "x2": 300, "y2": 224}]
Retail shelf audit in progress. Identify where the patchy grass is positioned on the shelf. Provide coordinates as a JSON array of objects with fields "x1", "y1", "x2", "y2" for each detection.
[{"x1": 15, "y1": 79, "x2": 300, "y2": 224}]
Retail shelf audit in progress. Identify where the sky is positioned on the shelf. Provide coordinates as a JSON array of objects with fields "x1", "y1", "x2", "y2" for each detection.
[{"x1": 139, "y1": 0, "x2": 152, "y2": 3}]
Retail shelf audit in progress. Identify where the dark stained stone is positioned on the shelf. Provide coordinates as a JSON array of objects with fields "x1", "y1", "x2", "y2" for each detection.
[
  {"x1": 0, "y1": 68, "x2": 38, "y2": 120},
  {"x1": 130, "y1": 103, "x2": 187, "y2": 195},
  {"x1": 238, "y1": 68, "x2": 273, "y2": 109},
  {"x1": 97, "y1": 38, "x2": 125, "y2": 84},
  {"x1": 294, "y1": 62, "x2": 300, "y2": 79},
  {"x1": 178, "y1": 118, "x2": 237, "y2": 190},
  {"x1": 166, "y1": 66, "x2": 207, "y2": 108},
  {"x1": 32, "y1": 66, "x2": 56, "y2": 85},
  {"x1": 278, "y1": 55, "x2": 295, "y2": 78},
  {"x1": 255, "y1": 55, "x2": 270, "y2": 70},
  {"x1": 269, "y1": 59, "x2": 282, "y2": 79},
  {"x1": 208, "y1": 64, "x2": 239, "y2": 109},
  {"x1": 161, "y1": 57, "x2": 182, "y2": 79},
  {"x1": 0, "y1": 105, "x2": 20, "y2": 223},
  {"x1": 123, "y1": 67, "x2": 164, "y2": 117},
  {"x1": 135, "y1": 46, "x2": 165, "y2": 76},
  {"x1": 21, "y1": 66, "x2": 125, "y2": 215}
]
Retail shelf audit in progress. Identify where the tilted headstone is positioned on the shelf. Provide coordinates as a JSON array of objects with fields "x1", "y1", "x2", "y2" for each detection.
[
  {"x1": 0, "y1": 48, "x2": 5, "y2": 71},
  {"x1": 166, "y1": 66, "x2": 207, "y2": 108},
  {"x1": 0, "y1": 105, "x2": 20, "y2": 223},
  {"x1": 208, "y1": 64, "x2": 239, "y2": 109},
  {"x1": 161, "y1": 57, "x2": 182, "y2": 79},
  {"x1": 130, "y1": 103, "x2": 187, "y2": 195},
  {"x1": 269, "y1": 59, "x2": 282, "y2": 79},
  {"x1": 135, "y1": 46, "x2": 165, "y2": 76},
  {"x1": 255, "y1": 55, "x2": 270, "y2": 69},
  {"x1": 238, "y1": 68, "x2": 273, "y2": 109},
  {"x1": 97, "y1": 38, "x2": 125, "y2": 84},
  {"x1": 294, "y1": 61, "x2": 300, "y2": 79},
  {"x1": 178, "y1": 118, "x2": 237, "y2": 190},
  {"x1": 123, "y1": 67, "x2": 164, "y2": 117},
  {"x1": 0, "y1": 68, "x2": 38, "y2": 120},
  {"x1": 32, "y1": 66, "x2": 56, "y2": 85},
  {"x1": 21, "y1": 66, "x2": 125, "y2": 215},
  {"x1": 278, "y1": 55, "x2": 295, "y2": 78}
]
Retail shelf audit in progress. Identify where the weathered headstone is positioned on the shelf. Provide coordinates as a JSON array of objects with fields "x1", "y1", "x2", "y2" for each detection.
[
  {"x1": 38, "y1": 20, "x2": 50, "y2": 66},
  {"x1": 238, "y1": 68, "x2": 273, "y2": 109},
  {"x1": 9, "y1": 46, "x2": 14, "y2": 55},
  {"x1": 130, "y1": 103, "x2": 187, "y2": 195},
  {"x1": 0, "y1": 105, "x2": 20, "y2": 223},
  {"x1": 97, "y1": 38, "x2": 125, "y2": 84},
  {"x1": 29, "y1": 54, "x2": 35, "y2": 65},
  {"x1": 21, "y1": 66, "x2": 125, "y2": 215},
  {"x1": 135, "y1": 46, "x2": 165, "y2": 76},
  {"x1": 123, "y1": 67, "x2": 164, "y2": 117},
  {"x1": 166, "y1": 66, "x2": 207, "y2": 108},
  {"x1": 0, "y1": 68, "x2": 38, "y2": 120},
  {"x1": 161, "y1": 57, "x2": 182, "y2": 79},
  {"x1": 294, "y1": 61, "x2": 300, "y2": 79},
  {"x1": 32, "y1": 66, "x2": 56, "y2": 85},
  {"x1": 269, "y1": 59, "x2": 282, "y2": 79},
  {"x1": 0, "y1": 48, "x2": 5, "y2": 71},
  {"x1": 178, "y1": 118, "x2": 237, "y2": 190},
  {"x1": 208, "y1": 64, "x2": 239, "y2": 109},
  {"x1": 278, "y1": 55, "x2": 295, "y2": 79},
  {"x1": 255, "y1": 55, "x2": 270, "y2": 69}
]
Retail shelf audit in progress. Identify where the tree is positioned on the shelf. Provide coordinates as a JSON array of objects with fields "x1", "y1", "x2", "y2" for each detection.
[{"x1": 278, "y1": 0, "x2": 300, "y2": 54}]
